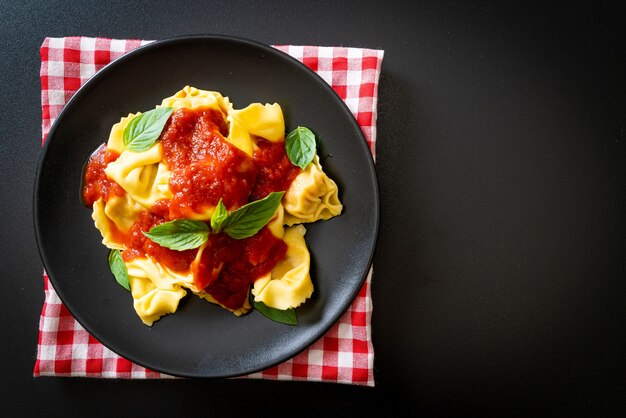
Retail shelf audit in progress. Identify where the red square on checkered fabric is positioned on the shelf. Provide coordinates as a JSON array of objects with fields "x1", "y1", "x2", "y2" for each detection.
[
  {"x1": 86, "y1": 357, "x2": 103, "y2": 374},
  {"x1": 352, "y1": 368, "x2": 369, "y2": 382},
  {"x1": 56, "y1": 330, "x2": 74, "y2": 345},
  {"x1": 35, "y1": 37, "x2": 383, "y2": 386},
  {"x1": 333, "y1": 85, "x2": 347, "y2": 98},
  {"x1": 116, "y1": 358, "x2": 133, "y2": 374},
  {"x1": 353, "y1": 339, "x2": 369, "y2": 354},
  {"x1": 359, "y1": 83, "x2": 375, "y2": 97},
  {"x1": 332, "y1": 56, "x2": 348, "y2": 71},
  {"x1": 352, "y1": 310, "x2": 367, "y2": 326},
  {"x1": 361, "y1": 56, "x2": 379, "y2": 70},
  {"x1": 324, "y1": 337, "x2": 339, "y2": 353},
  {"x1": 322, "y1": 365, "x2": 339, "y2": 381},
  {"x1": 303, "y1": 56, "x2": 318, "y2": 71},
  {"x1": 40, "y1": 46, "x2": 49, "y2": 62},
  {"x1": 54, "y1": 359, "x2": 72, "y2": 374},
  {"x1": 357, "y1": 111, "x2": 373, "y2": 126},
  {"x1": 94, "y1": 49, "x2": 110, "y2": 66},
  {"x1": 292, "y1": 362, "x2": 309, "y2": 378},
  {"x1": 64, "y1": 77, "x2": 81, "y2": 92},
  {"x1": 63, "y1": 48, "x2": 80, "y2": 63}
]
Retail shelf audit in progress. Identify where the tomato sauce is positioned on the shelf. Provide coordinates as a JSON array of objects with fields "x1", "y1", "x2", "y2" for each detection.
[
  {"x1": 122, "y1": 206, "x2": 197, "y2": 273},
  {"x1": 192, "y1": 227, "x2": 287, "y2": 310},
  {"x1": 251, "y1": 139, "x2": 301, "y2": 200},
  {"x1": 82, "y1": 144, "x2": 124, "y2": 206},
  {"x1": 161, "y1": 108, "x2": 256, "y2": 216},
  {"x1": 83, "y1": 106, "x2": 300, "y2": 310}
]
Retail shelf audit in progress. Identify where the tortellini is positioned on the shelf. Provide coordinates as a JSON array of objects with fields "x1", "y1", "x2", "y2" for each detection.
[
  {"x1": 92, "y1": 199, "x2": 125, "y2": 250},
  {"x1": 85, "y1": 86, "x2": 343, "y2": 326},
  {"x1": 106, "y1": 112, "x2": 140, "y2": 154},
  {"x1": 103, "y1": 193, "x2": 144, "y2": 232},
  {"x1": 161, "y1": 85, "x2": 230, "y2": 114},
  {"x1": 229, "y1": 103, "x2": 285, "y2": 156},
  {"x1": 252, "y1": 225, "x2": 313, "y2": 310},
  {"x1": 283, "y1": 155, "x2": 343, "y2": 226},
  {"x1": 126, "y1": 257, "x2": 191, "y2": 326},
  {"x1": 104, "y1": 143, "x2": 172, "y2": 208}
]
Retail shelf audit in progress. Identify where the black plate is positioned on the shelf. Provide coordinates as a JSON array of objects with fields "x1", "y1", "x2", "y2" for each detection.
[{"x1": 34, "y1": 35, "x2": 379, "y2": 378}]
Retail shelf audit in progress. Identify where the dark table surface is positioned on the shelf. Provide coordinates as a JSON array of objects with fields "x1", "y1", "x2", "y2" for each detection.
[{"x1": 1, "y1": 1, "x2": 624, "y2": 416}]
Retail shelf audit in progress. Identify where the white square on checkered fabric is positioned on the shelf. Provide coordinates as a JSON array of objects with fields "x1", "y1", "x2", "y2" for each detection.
[
  {"x1": 343, "y1": 97, "x2": 360, "y2": 114},
  {"x1": 130, "y1": 367, "x2": 146, "y2": 379},
  {"x1": 80, "y1": 63, "x2": 96, "y2": 80},
  {"x1": 47, "y1": 61, "x2": 65, "y2": 77},
  {"x1": 80, "y1": 37, "x2": 96, "y2": 52},
  {"x1": 42, "y1": 316, "x2": 60, "y2": 332},
  {"x1": 39, "y1": 344, "x2": 56, "y2": 360},
  {"x1": 110, "y1": 39, "x2": 127, "y2": 52},
  {"x1": 338, "y1": 322, "x2": 354, "y2": 339},
  {"x1": 307, "y1": 349, "x2": 324, "y2": 366},
  {"x1": 316, "y1": 71, "x2": 333, "y2": 85},
  {"x1": 48, "y1": 37, "x2": 65, "y2": 49},
  {"x1": 347, "y1": 70, "x2": 362, "y2": 87},
  {"x1": 48, "y1": 90, "x2": 67, "y2": 106},
  {"x1": 361, "y1": 68, "x2": 380, "y2": 84},
  {"x1": 101, "y1": 346, "x2": 121, "y2": 359},
  {"x1": 72, "y1": 340, "x2": 88, "y2": 359},
  {"x1": 337, "y1": 350, "x2": 353, "y2": 368},
  {"x1": 318, "y1": 46, "x2": 334, "y2": 58},
  {"x1": 47, "y1": 289, "x2": 62, "y2": 304},
  {"x1": 287, "y1": 45, "x2": 303, "y2": 60},
  {"x1": 101, "y1": 370, "x2": 118, "y2": 378},
  {"x1": 347, "y1": 48, "x2": 363, "y2": 60}
]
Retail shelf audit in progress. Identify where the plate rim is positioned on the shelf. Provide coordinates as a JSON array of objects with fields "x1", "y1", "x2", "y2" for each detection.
[{"x1": 33, "y1": 34, "x2": 380, "y2": 378}]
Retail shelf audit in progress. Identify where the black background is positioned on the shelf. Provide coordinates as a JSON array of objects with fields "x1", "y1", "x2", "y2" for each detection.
[{"x1": 1, "y1": 1, "x2": 624, "y2": 416}]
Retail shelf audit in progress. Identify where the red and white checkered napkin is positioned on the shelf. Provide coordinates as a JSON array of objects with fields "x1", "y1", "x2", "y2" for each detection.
[{"x1": 34, "y1": 37, "x2": 383, "y2": 386}]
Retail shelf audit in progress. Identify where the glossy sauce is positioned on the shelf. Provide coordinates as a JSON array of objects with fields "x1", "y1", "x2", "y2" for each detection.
[
  {"x1": 192, "y1": 227, "x2": 287, "y2": 310},
  {"x1": 121, "y1": 201, "x2": 197, "y2": 273},
  {"x1": 161, "y1": 108, "x2": 257, "y2": 217},
  {"x1": 251, "y1": 137, "x2": 302, "y2": 200},
  {"x1": 82, "y1": 145, "x2": 124, "y2": 206}
]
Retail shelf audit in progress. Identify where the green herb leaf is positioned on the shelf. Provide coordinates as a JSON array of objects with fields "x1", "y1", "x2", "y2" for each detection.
[
  {"x1": 143, "y1": 219, "x2": 209, "y2": 250},
  {"x1": 222, "y1": 191, "x2": 284, "y2": 239},
  {"x1": 211, "y1": 199, "x2": 229, "y2": 233},
  {"x1": 251, "y1": 297, "x2": 298, "y2": 325},
  {"x1": 108, "y1": 249, "x2": 130, "y2": 291},
  {"x1": 123, "y1": 107, "x2": 174, "y2": 152},
  {"x1": 285, "y1": 126, "x2": 316, "y2": 169}
]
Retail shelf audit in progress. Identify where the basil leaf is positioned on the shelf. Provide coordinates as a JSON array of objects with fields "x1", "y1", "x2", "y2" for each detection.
[
  {"x1": 123, "y1": 107, "x2": 173, "y2": 152},
  {"x1": 143, "y1": 219, "x2": 209, "y2": 250},
  {"x1": 222, "y1": 192, "x2": 284, "y2": 239},
  {"x1": 108, "y1": 249, "x2": 130, "y2": 291},
  {"x1": 211, "y1": 199, "x2": 229, "y2": 233},
  {"x1": 251, "y1": 298, "x2": 298, "y2": 325},
  {"x1": 285, "y1": 126, "x2": 316, "y2": 169}
]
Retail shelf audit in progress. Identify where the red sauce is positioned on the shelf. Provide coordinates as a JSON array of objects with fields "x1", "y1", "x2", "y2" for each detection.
[
  {"x1": 122, "y1": 207, "x2": 197, "y2": 273},
  {"x1": 82, "y1": 144, "x2": 124, "y2": 206},
  {"x1": 83, "y1": 106, "x2": 301, "y2": 310},
  {"x1": 251, "y1": 139, "x2": 301, "y2": 200},
  {"x1": 161, "y1": 108, "x2": 257, "y2": 217},
  {"x1": 192, "y1": 227, "x2": 287, "y2": 310}
]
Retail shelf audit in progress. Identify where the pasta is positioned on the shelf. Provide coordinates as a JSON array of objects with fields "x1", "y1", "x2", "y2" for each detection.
[
  {"x1": 104, "y1": 143, "x2": 172, "y2": 208},
  {"x1": 82, "y1": 86, "x2": 342, "y2": 326},
  {"x1": 283, "y1": 155, "x2": 343, "y2": 226},
  {"x1": 251, "y1": 225, "x2": 313, "y2": 310}
]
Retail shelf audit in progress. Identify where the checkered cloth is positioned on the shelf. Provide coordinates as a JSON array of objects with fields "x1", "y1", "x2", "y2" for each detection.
[{"x1": 34, "y1": 37, "x2": 383, "y2": 386}]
